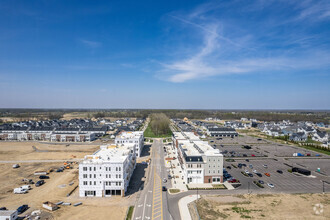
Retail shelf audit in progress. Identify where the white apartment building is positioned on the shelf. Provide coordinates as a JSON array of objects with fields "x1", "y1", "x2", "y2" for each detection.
[
  {"x1": 79, "y1": 143, "x2": 136, "y2": 197},
  {"x1": 115, "y1": 131, "x2": 144, "y2": 157},
  {"x1": 173, "y1": 132, "x2": 224, "y2": 184}
]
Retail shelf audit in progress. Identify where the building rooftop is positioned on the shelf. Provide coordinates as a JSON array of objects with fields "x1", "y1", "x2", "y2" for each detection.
[
  {"x1": 81, "y1": 143, "x2": 135, "y2": 164},
  {"x1": 116, "y1": 131, "x2": 143, "y2": 139}
]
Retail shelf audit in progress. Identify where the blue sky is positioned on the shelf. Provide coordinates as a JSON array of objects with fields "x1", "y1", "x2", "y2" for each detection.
[{"x1": 0, "y1": 0, "x2": 329, "y2": 109}]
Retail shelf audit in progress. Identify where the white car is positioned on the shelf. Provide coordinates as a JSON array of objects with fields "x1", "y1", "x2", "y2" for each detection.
[
  {"x1": 253, "y1": 170, "x2": 258, "y2": 173},
  {"x1": 263, "y1": 164, "x2": 268, "y2": 168},
  {"x1": 245, "y1": 170, "x2": 250, "y2": 174},
  {"x1": 267, "y1": 183, "x2": 274, "y2": 188},
  {"x1": 163, "y1": 178, "x2": 167, "y2": 183}
]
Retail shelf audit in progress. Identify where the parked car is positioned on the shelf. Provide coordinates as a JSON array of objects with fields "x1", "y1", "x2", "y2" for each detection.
[
  {"x1": 162, "y1": 186, "x2": 167, "y2": 191},
  {"x1": 244, "y1": 170, "x2": 250, "y2": 174},
  {"x1": 264, "y1": 173, "x2": 270, "y2": 177},
  {"x1": 245, "y1": 159, "x2": 249, "y2": 162},
  {"x1": 39, "y1": 175, "x2": 49, "y2": 179},
  {"x1": 226, "y1": 166, "x2": 231, "y2": 169},
  {"x1": 243, "y1": 154, "x2": 247, "y2": 157},
  {"x1": 17, "y1": 205, "x2": 28, "y2": 214},
  {"x1": 251, "y1": 154, "x2": 256, "y2": 157},
  {"x1": 267, "y1": 183, "x2": 274, "y2": 188},
  {"x1": 253, "y1": 170, "x2": 258, "y2": 173},
  {"x1": 248, "y1": 173, "x2": 253, "y2": 177},
  {"x1": 12, "y1": 164, "x2": 20, "y2": 169},
  {"x1": 276, "y1": 170, "x2": 283, "y2": 174},
  {"x1": 35, "y1": 180, "x2": 45, "y2": 187},
  {"x1": 13, "y1": 188, "x2": 28, "y2": 194},
  {"x1": 256, "y1": 173, "x2": 262, "y2": 177},
  {"x1": 228, "y1": 179, "x2": 239, "y2": 183},
  {"x1": 249, "y1": 164, "x2": 253, "y2": 169},
  {"x1": 258, "y1": 180, "x2": 264, "y2": 184},
  {"x1": 56, "y1": 168, "x2": 63, "y2": 172},
  {"x1": 163, "y1": 178, "x2": 167, "y2": 183},
  {"x1": 263, "y1": 164, "x2": 268, "y2": 168}
]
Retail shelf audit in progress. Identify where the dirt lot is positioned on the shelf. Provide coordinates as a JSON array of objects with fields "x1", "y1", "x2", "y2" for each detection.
[
  {"x1": 0, "y1": 142, "x2": 99, "y2": 161},
  {"x1": 0, "y1": 141, "x2": 131, "y2": 219},
  {"x1": 193, "y1": 193, "x2": 329, "y2": 219}
]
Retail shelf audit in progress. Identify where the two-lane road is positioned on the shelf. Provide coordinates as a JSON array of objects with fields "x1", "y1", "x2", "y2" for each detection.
[{"x1": 133, "y1": 139, "x2": 172, "y2": 220}]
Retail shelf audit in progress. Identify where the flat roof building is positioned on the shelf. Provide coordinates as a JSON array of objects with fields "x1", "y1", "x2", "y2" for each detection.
[
  {"x1": 115, "y1": 131, "x2": 144, "y2": 157},
  {"x1": 79, "y1": 143, "x2": 136, "y2": 197}
]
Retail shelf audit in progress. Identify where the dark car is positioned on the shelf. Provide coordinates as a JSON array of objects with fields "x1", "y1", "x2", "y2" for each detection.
[
  {"x1": 258, "y1": 180, "x2": 264, "y2": 184},
  {"x1": 243, "y1": 154, "x2": 247, "y2": 157},
  {"x1": 226, "y1": 166, "x2": 232, "y2": 169},
  {"x1": 0, "y1": 207, "x2": 7, "y2": 211},
  {"x1": 162, "y1": 186, "x2": 167, "y2": 191},
  {"x1": 39, "y1": 175, "x2": 49, "y2": 179},
  {"x1": 56, "y1": 168, "x2": 63, "y2": 172},
  {"x1": 35, "y1": 180, "x2": 45, "y2": 187},
  {"x1": 245, "y1": 159, "x2": 249, "y2": 162},
  {"x1": 277, "y1": 170, "x2": 283, "y2": 174},
  {"x1": 256, "y1": 173, "x2": 262, "y2": 177},
  {"x1": 242, "y1": 164, "x2": 247, "y2": 167},
  {"x1": 248, "y1": 173, "x2": 253, "y2": 177},
  {"x1": 17, "y1": 204, "x2": 28, "y2": 214}
]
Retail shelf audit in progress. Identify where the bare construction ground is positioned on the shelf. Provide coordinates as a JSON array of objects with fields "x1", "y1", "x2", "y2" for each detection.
[
  {"x1": 0, "y1": 141, "x2": 131, "y2": 219},
  {"x1": 193, "y1": 194, "x2": 329, "y2": 220}
]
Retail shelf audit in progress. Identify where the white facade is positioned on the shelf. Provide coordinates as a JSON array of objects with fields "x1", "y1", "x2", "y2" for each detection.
[
  {"x1": 0, "y1": 210, "x2": 18, "y2": 220},
  {"x1": 115, "y1": 131, "x2": 144, "y2": 157},
  {"x1": 173, "y1": 132, "x2": 224, "y2": 184},
  {"x1": 79, "y1": 143, "x2": 136, "y2": 197}
]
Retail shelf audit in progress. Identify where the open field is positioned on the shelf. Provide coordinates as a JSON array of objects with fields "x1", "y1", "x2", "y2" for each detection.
[
  {"x1": 0, "y1": 141, "x2": 99, "y2": 161},
  {"x1": 193, "y1": 193, "x2": 330, "y2": 219},
  {"x1": 0, "y1": 141, "x2": 131, "y2": 219}
]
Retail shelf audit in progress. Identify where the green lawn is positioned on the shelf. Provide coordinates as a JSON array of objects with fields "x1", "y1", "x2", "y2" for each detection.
[
  {"x1": 144, "y1": 124, "x2": 172, "y2": 138},
  {"x1": 126, "y1": 206, "x2": 134, "y2": 220}
]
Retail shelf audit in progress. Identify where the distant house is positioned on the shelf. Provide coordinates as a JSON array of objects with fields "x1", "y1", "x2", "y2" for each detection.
[
  {"x1": 312, "y1": 130, "x2": 329, "y2": 142},
  {"x1": 289, "y1": 133, "x2": 307, "y2": 142}
]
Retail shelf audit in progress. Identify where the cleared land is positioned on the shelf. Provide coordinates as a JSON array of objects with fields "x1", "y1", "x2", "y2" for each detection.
[
  {"x1": 193, "y1": 194, "x2": 329, "y2": 220},
  {"x1": 0, "y1": 141, "x2": 130, "y2": 219}
]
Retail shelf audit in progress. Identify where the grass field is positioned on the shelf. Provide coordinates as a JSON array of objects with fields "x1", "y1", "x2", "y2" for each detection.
[{"x1": 144, "y1": 124, "x2": 172, "y2": 138}]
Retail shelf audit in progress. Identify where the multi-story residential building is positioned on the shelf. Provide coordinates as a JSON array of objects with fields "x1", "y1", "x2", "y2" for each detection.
[
  {"x1": 172, "y1": 132, "x2": 224, "y2": 184},
  {"x1": 79, "y1": 143, "x2": 136, "y2": 197},
  {"x1": 115, "y1": 131, "x2": 144, "y2": 157}
]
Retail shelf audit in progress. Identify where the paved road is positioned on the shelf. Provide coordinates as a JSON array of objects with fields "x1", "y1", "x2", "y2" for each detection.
[{"x1": 133, "y1": 139, "x2": 173, "y2": 220}]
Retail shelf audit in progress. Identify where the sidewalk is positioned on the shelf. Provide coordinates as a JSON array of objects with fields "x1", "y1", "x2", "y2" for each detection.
[
  {"x1": 224, "y1": 181, "x2": 235, "y2": 190},
  {"x1": 164, "y1": 144, "x2": 188, "y2": 192},
  {"x1": 178, "y1": 195, "x2": 200, "y2": 220}
]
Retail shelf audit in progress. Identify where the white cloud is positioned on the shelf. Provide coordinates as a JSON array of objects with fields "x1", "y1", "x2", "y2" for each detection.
[{"x1": 80, "y1": 39, "x2": 102, "y2": 48}]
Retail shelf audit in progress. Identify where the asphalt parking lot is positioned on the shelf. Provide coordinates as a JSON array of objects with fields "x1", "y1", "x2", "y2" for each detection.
[
  {"x1": 225, "y1": 158, "x2": 329, "y2": 193},
  {"x1": 287, "y1": 158, "x2": 330, "y2": 175}
]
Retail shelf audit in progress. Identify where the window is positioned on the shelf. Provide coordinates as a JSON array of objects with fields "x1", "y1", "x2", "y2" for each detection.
[
  {"x1": 90, "y1": 181, "x2": 92, "y2": 185},
  {"x1": 83, "y1": 167, "x2": 87, "y2": 171},
  {"x1": 94, "y1": 174, "x2": 96, "y2": 178},
  {"x1": 94, "y1": 181, "x2": 96, "y2": 185},
  {"x1": 119, "y1": 174, "x2": 121, "y2": 178},
  {"x1": 89, "y1": 167, "x2": 92, "y2": 171},
  {"x1": 106, "y1": 182, "x2": 108, "y2": 186},
  {"x1": 119, "y1": 167, "x2": 121, "y2": 171},
  {"x1": 83, "y1": 181, "x2": 87, "y2": 185},
  {"x1": 94, "y1": 167, "x2": 96, "y2": 171},
  {"x1": 116, "y1": 167, "x2": 118, "y2": 171},
  {"x1": 83, "y1": 174, "x2": 87, "y2": 178},
  {"x1": 89, "y1": 174, "x2": 92, "y2": 178},
  {"x1": 106, "y1": 167, "x2": 108, "y2": 171}
]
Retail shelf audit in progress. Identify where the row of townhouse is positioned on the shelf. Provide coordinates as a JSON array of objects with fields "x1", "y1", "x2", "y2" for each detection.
[
  {"x1": 0, "y1": 127, "x2": 107, "y2": 142},
  {"x1": 258, "y1": 121, "x2": 329, "y2": 144},
  {"x1": 79, "y1": 143, "x2": 136, "y2": 197},
  {"x1": 224, "y1": 121, "x2": 252, "y2": 129},
  {"x1": 115, "y1": 131, "x2": 144, "y2": 157},
  {"x1": 172, "y1": 132, "x2": 224, "y2": 184}
]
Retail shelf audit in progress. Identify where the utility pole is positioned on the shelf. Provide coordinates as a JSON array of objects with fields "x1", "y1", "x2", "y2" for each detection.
[{"x1": 248, "y1": 182, "x2": 250, "y2": 194}]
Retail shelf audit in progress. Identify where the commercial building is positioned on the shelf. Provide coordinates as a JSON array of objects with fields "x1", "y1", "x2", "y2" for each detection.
[
  {"x1": 115, "y1": 131, "x2": 144, "y2": 157},
  {"x1": 207, "y1": 127, "x2": 238, "y2": 137},
  {"x1": 79, "y1": 143, "x2": 136, "y2": 197},
  {"x1": 172, "y1": 132, "x2": 224, "y2": 184}
]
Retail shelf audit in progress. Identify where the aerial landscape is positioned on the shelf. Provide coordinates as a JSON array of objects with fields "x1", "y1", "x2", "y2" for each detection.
[{"x1": 0, "y1": 1, "x2": 329, "y2": 220}]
